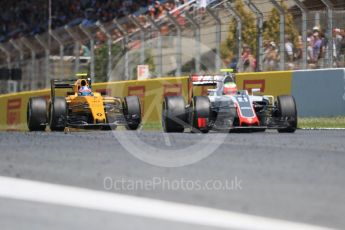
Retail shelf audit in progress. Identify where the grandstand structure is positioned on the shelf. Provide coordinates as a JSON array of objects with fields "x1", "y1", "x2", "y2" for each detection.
[{"x1": 0, "y1": 0, "x2": 345, "y2": 94}]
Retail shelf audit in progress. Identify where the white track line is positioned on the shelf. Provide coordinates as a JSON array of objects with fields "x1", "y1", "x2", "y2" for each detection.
[{"x1": 0, "y1": 176, "x2": 335, "y2": 230}]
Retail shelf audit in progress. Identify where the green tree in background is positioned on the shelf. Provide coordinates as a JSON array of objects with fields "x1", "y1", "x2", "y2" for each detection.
[
  {"x1": 263, "y1": 1, "x2": 299, "y2": 49},
  {"x1": 95, "y1": 43, "x2": 156, "y2": 82},
  {"x1": 132, "y1": 49, "x2": 156, "y2": 79},
  {"x1": 221, "y1": 0, "x2": 256, "y2": 64},
  {"x1": 94, "y1": 43, "x2": 122, "y2": 82},
  {"x1": 221, "y1": 0, "x2": 300, "y2": 64},
  {"x1": 145, "y1": 49, "x2": 156, "y2": 74}
]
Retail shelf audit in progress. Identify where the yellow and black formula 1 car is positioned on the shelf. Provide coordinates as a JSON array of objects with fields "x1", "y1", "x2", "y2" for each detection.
[{"x1": 27, "y1": 77, "x2": 141, "y2": 131}]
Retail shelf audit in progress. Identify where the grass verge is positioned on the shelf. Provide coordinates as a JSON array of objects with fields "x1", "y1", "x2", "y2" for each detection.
[{"x1": 298, "y1": 116, "x2": 345, "y2": 129}]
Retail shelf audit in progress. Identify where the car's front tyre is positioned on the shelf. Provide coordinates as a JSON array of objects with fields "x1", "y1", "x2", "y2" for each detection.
[
  {"x1": 162, "y1": 96, "x2": 187, "y2": 133},
  {"x1": 123, "y1": 96, "x2": 141, "y2": 130},
  {"x1": 49, "y1": 97, "x2": 67, "y2": 131},
  {"x1": 277, "y1": 95, "x2": 297, "y2": 133},
  {"x1": 190, "y1": 96, "x2": 211, "y2": 134}
]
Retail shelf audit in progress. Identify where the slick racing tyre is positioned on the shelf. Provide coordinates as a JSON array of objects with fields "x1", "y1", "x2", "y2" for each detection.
[
  {"x1": 27, "y1": 97, "x2": 47, "y2": 131},
  {"x1": 123, "y1": 96, "x2": 141, "y2": 130},
  {"x1": 277, "y1": 95, "x2": 297, "y2": 133},
  {"x1": 162, "y1": 96, "x2": 187, "y2": 133},
  {"x1": 49, "y1": 97, "x2": 67, "y2": 131},
  {"x1": 191, "y1": 96, "x2": 210, "y2": 134}
]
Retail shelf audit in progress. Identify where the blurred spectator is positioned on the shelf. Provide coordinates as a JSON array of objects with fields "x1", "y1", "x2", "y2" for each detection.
[
  {"x1": 340, "y1": 29, "x2": 345, "y2": 66},
  {"x1": 238, "y1": 44, "x2": 256, "y2": 72},
  {"x1": 80, "y1": 42, "x2": 90, "y2": 57},
  {"x1": 319, "y1": 31, "x2": 327, "y2": 68},
  {"x1": 294, "y1": 36, "x2": 303, "y2": 61},
  {"x1": 176, "y1": 0, "x2": 187, "y2": 7},
  {"x1": 313, "y1": 26, "x2": 320, "y2": 33},
  {"x1": 333, "y1": 28, "x2": 343, "y2": 67},
  {"x1": 148, "y1": 5, "x2": 156, "y2": 19},
  {"x1": 307, "y1": 30, "x2": 314, "y2": 47},
  {"x1": 285, "y1": 35, "x2": 294, "y2": 69},
  {"x1": 264, "y1": 41, "x2": 278, "y2": 71},
  {"x1": 81, "y1": 8, "x2": 96, "y2": 27},
  {"x1": 199, "y1": 0, "x2": 207, "y2": 14},
  {"x1": 154, "y1": 1, "x2": 165, "y2": 18},
  {"x1": 307, "y1": 37, "x2": 314, "y2": 68},
  {"x1": 171, "y1": 1, "x2": 186, "y2": 27},
  {"x1": 312, "y1": 31, "x2": 322, "y2": 66},
  {"x1": 228, "y1": 57, "x2": 238, "y2": 72}
]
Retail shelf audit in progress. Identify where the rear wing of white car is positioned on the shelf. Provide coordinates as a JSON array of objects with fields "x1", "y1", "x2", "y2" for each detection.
[
  {"x1": 190, "y1": 69, "x2": 235, "y2": 86},
  {"x1": 187, "y1": 69, "x2": 235, "y2": 103},
  {"x1": 190, "y1": 75, "x2": 225, "y2": 86},
  {"x1": 187, "y1": 74, "x2": 226, "y2": 103}
]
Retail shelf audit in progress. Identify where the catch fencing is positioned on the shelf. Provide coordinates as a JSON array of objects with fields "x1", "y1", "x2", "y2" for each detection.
[{"x1": 0, "y1": 0, "x2": 344, "y2": 94}]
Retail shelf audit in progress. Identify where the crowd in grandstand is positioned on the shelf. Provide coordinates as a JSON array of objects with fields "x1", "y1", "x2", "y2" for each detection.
[
  {"x1": 236, "y1": 25, "x2": 345, "y2": 72},
  {"x1": 0, "y1": 0, "x2": 191, "y2": 42},
  {"x1": 1, "y1": 0, "x2": 345, "y2": 72},
  {"x1": 258, "y1": 26, "x2": 345, "y2": 72}
]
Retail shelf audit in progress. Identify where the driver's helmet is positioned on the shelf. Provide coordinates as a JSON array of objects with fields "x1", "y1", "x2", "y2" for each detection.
[
  {"x1": 223, "y1": 82, "x2": 237, "y2": 95},
  {"x1": 78, "y1": 80, "x2": 92, "y2": 96}
]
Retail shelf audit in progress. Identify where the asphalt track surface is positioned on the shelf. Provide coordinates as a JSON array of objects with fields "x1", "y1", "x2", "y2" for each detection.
[{"x1": 0, "y1": 130, "x2": 344, "y2": 229}]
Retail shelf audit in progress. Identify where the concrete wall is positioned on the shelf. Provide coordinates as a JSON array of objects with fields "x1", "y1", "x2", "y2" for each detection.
[{"x1": 292, "y1": 69, "x2": 345, "y2": 117}]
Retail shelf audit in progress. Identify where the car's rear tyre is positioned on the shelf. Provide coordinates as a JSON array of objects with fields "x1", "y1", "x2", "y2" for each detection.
[
  {"x1": 123, "y1": 96, "x2": 141, "y2": 130},
  {"x1": 162, "y1": 96, "x2": 186, "y2": 133},
  {"x1": 27, "y1": 97, "x2": 47, "y2": 131},
  {"x1": 277, "y1": 95, "x2": 297, "y2": 133},
  {"x1": 49, "y1": 97, "x2": 67, "y2": 131},
  {"x1": 191, "y1": 96, "x2": 210, "y2": 133}
]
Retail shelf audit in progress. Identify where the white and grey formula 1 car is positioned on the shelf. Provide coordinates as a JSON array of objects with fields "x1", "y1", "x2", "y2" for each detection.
[{"x1": 162, "y1": 69, "x2": 297, "y2": 133}]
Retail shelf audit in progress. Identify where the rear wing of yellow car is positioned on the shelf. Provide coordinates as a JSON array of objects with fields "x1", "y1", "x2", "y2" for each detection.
[{"x1": 50, "y1": 79, "x2": 77, "y2": 99}]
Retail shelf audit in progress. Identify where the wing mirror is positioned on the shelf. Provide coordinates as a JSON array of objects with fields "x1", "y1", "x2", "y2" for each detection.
[
  {"x1": 207, "y1": 89, "x2": 217, "y2": 96},
  {"x1": 251, "y1": 88, "x2": 261, "y2": 95}
]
